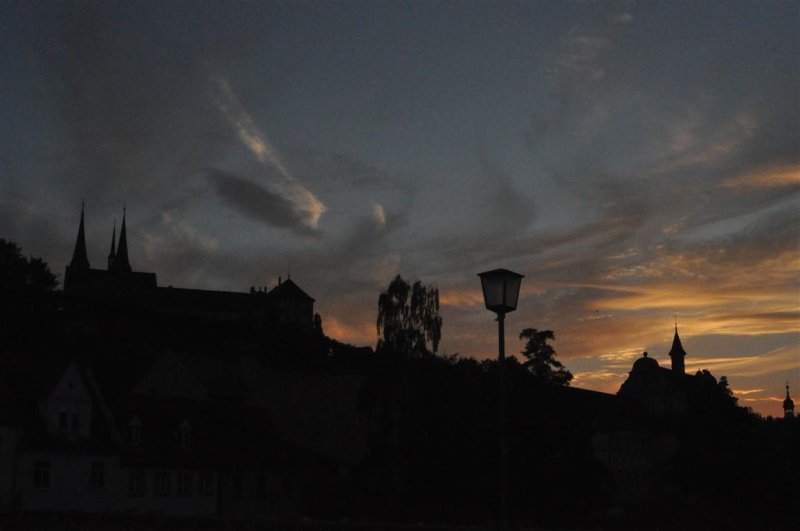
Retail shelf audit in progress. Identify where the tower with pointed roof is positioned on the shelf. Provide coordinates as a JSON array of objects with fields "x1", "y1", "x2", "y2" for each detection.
[
  {"x1": 113, "y1": 209, "x2": 132, "y2": 273},
  {"x1": 668, "y1": 324, "x2": 686, "y2": 375},
  {"x1": 64, "y1": 203, "x2": 91, "y2": 292},
  {"x1": 107, "y1": 221, "x2": 116, "y2": 270},
  {"x1": 784, "y1": 384, "x2": 795, "y2": 418},
  {"x1": 69, "y1": 203, "x2": 90, "y2": 271}
]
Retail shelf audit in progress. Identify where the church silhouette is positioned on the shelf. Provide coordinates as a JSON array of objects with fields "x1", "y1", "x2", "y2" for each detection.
[{"x1": 63, "y1": 205, "x2": 315, "y2": 328}]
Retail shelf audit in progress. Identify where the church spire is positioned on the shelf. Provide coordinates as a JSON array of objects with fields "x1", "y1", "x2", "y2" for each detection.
[
  {"x1": 784, "y1": 383, "x2": 795, "y2": 418},
  {"x1": 107, "y1": 220, "x2": 116, "y2": 270},
  {"x1": 69, "y1": 202, "x2": 90, "y2": 270},
  {"x1": 114, "y1": 208, "x2": 131, "y2": 272},
  {"x1": 668, "y1": 319, "x2": 686, "y2": 375}
]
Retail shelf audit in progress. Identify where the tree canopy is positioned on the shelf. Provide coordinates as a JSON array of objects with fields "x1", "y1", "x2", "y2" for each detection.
[
  {"x1": 376, "y1": 275, "x2": 442, "y2": 356},
  {"x1": 0, "y1": 239, "x2": 58, "y2": 295},
  {"x1": 518, "y1": 328, "x2": 573, "y2": 386}
]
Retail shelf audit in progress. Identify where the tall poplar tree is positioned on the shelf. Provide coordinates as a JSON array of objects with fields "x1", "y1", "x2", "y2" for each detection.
[{"x1": 376, "y1": 275, "x2": 442, "y2": 356}]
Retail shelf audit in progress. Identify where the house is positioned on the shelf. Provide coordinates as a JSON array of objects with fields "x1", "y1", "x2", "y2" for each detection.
[{"x1": 0, "y1": 358, "x2": 120, "y2": 512}]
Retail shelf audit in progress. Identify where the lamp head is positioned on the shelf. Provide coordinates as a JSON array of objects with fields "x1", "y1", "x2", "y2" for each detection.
[{"x1": 478, "y1": 268, "x2": 524, "y2": 315}]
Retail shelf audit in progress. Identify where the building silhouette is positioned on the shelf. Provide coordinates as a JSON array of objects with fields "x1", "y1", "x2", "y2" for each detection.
[
  {"x1": 616, "y1": 325, "x2": 709, "y2": 416},
  {"x1": 63, "y1": 205, "x2": 314, "y2": 328},
  {"x1": 784, "y1": 384, "x2": 795, "y2": 418},
  {"x1": 1, "y1": 213, "x2": 795, "y2": 529}
]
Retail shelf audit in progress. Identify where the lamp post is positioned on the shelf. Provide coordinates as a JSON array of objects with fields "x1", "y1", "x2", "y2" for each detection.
[{"x1": 478, "y1": 269, "x2": 523, "y2": 531}]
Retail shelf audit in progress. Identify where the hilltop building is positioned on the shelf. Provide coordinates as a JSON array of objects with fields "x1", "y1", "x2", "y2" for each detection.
[
  {"x1": 63, "y1": 206, "x2": 315, "y2": 328},
  {"x1": 617, "y1": 325, "x2": 703, "y2": 416}
]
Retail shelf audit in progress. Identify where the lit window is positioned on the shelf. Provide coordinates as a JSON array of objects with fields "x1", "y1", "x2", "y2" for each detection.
[
  {"x1": 33, "y1": 461, "x2": 50, "y2": 489},
  {"x1": 89, "y1": 462, "x2": 105, "y2": 489}
]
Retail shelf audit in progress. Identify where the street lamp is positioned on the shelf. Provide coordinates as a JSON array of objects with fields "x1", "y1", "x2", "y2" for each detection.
[{"x1": 478, "y1": 268, "x2": 523, "y2": 531}]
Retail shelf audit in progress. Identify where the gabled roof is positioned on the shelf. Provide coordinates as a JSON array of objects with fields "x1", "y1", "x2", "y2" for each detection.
[{"x1": 267, "y1": 278, "x2": 315, "y2": 302}]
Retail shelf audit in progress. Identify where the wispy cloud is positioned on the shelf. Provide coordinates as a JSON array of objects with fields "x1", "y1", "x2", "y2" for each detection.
[
  {"x1": 720, "y1": 164, "x2": 800, "y2": 189},
  {"x1": 215, "y1": 78, "x2": 326, "y2": 229},
  {"x1": 208, "y1": 169, "x2": 318, "y2": 236},
  {"x1": 372, "y1": 203, "x2": 387, "y2": 232},
  {"x1": 686, "y1": 347, "x2": 799, "y2": 377}
]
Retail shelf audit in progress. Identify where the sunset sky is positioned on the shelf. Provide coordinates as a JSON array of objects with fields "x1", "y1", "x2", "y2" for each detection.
[{"x1": 2, "y1": 1, "x2": 797, "y2": 417}]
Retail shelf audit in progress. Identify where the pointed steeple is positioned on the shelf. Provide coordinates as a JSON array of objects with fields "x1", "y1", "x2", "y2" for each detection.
[
  {"x1": 784, "y1": 383, "x2": 795, "y2": 418},
  {"x1": 69, "y1": 202, "x2": 90, "y2": 270},
  {"x1": 668, "y1": 319, "x2": 686, "y2": 374},
  {"x1": 107, "y1": 220, "x2": 116, "y2": 270},
  {"x1": 114, "y1": 208, "x2": 131, "y2": 272}
]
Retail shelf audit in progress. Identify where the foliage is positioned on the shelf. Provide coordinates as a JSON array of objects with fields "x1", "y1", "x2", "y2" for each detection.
[
  {"x1": 717, "y1": 375, "x2": 738, "y2": 405},
  {"x1": 518, "y1": 328, "x2": 573, "y2": 386},
  {"x1": 313, "y1": 312, "x2": 324, "y2": 336},
  {"x1": 376, "y1": 275, "x2": 442, "y2": 356},
  {"x1": 0, "y1": 238, "x2": 58, "y2": 294}
]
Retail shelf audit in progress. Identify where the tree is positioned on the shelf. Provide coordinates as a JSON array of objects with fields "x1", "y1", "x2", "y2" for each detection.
[
  {"x1": 0, "y1": 239, "x2": 58, "y2": 295},
  {"x1": 376, "y1": 275, "x2": 442, "y2": 356},
  {"x1": 313, "y1": 312, "x2": 324, "y2": 336},
  {"x1": 518, "y1": 328, "x2": 572, "y2": 386},
  {"x1": 717, "y1": 375, "x2": 738, "y2": 404}
]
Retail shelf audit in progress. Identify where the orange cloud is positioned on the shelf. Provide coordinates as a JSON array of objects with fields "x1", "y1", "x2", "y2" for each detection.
[
  {"x1": 720, "y1": 164, "x2": 800, "y2": 189},
  {"x1": 439, "y1": 289, "x2": 485, "y2": 308},
  {"x1": 324, "y1": 316, "x2": 375, "y2": 346}
]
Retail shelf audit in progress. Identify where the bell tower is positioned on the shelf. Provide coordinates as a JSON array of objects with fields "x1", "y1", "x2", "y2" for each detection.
[
  {"x1": 668, "y1": 320, "x2": 686, "y2": 375},
  {"x1": 784, "y1": 384, "x2": 795, "y2": 418}
]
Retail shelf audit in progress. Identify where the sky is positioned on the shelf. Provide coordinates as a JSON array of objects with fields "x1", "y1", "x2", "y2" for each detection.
[{"x1": 1, "y1": 1, "x2": 798, "y2": 417}]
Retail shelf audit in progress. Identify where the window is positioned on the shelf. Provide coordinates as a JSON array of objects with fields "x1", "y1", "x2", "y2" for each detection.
[
  {"x1": 177, "y1": 471, "x2": 192, "y2": 496},
  {"x1": 128, "y1": 415, "x2": 142, "y2": 447},
  {"x1": 233, "y1": 471, "x2": 243, "y2": 499},
  {"x1": 128, "y1": 470, "x2": 145, "y2": 497},
  {"x1": 178, "y1": 421, "x2": 191, "y2": 449},
  {"x1": 257, "y1": 472, "x2": 267, "y2": 498},
  {"x1": 71, "y1": 413, "x2": 80, "y2": 432},
  {"x1": 89, "y1": 461, "x2": 105, "y2": 489},
  {"x1": 58, "y1": 411, "x2": 68, "y2": 432},
  {"x1": 154, "y1": 471, "x2": 171, "y2": 496},
  {"x1": 199, "y1": 472, "x2": 214, "y2": 496},
  {"x1": 129, "y1": 425, "x2": 141, "y2": 447},
  {"x1": 33, "y1": 461, "x2": 50, "y2": 489}
]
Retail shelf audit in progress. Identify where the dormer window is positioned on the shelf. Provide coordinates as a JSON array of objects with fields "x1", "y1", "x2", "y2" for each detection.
[
  {"x1": 178, "y1": 420, "x2": 191, "y2": 449},
  {"x1": 129, "y1": 415, "x2": 142, "y2": 447}
]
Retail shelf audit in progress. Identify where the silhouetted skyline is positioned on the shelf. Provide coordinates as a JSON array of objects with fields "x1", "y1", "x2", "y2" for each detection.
[{"x1": 1, "y1": 1, "x2": 797, "y2": 417}]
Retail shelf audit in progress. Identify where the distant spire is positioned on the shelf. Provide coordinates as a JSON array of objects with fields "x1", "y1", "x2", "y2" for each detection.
[
  {"x1": 107, "y1": 220, "x2": 116, "y2": 270},
  {"x1": 69, "y1": 202, "x2": 90, "y2": 270},
  {"x1": 784, "y1": 383, "x2": 795, "y2": 418},
  {"x1": 114, "y1": 207, "x2": 131, "y2": 272},
  {"x1": 668, "y1": 320, "x2": 686, "y2": 374}
]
